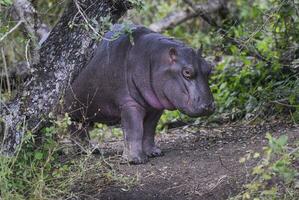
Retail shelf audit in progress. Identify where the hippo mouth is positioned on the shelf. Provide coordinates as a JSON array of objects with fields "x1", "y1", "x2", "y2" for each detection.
[{"x1": 179, "y1": 106, "x2": 214, "y2": 117}]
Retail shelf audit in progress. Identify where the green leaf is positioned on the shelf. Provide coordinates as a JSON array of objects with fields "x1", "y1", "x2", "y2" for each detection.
[
  {"x1": 253, "y1": 152, "x2": 260, "y2": 158},
  {"x1": 0, "y1": 0, "x2": 12, "y2": 6},
  {"x1": 276, "y1": 135, "x2": 288, "y2": 147},
  {"x1": 34, "y1": 152, "x2": 43, "y2": 160}
]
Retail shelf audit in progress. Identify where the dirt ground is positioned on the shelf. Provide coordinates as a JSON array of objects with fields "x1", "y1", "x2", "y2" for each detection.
[{"x1": 69, "y1": 122, "x2": 299, "y2": 200}]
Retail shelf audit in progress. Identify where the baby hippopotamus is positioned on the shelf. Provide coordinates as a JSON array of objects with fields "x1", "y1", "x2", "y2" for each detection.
[{"x1": 64, "y1": 24, "x2": 215, "y2": 164}]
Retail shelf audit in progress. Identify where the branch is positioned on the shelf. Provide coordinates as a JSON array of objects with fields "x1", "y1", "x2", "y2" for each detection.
[
  {"x1": 12, "y1": 0, "x2": 50, "y2": 63},
  {"x1": 149, "y1": 0, "x2": 225, "y2": 32},
  {"x1": 150, "y1": 0, "x2": 269, "y2": 62},
  {"x1": 0, "y1": 20, "x2": 23, "y2": 42},
  {"x1": 183, "y1": 0, "x2": 222, "y2": 27},
  {"x1": 0, "y1": 1, "x2": 50, "y2": 90}
]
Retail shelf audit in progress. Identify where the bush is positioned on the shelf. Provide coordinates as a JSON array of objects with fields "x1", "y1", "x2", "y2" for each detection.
[{"x1": 233, "y1": 133, "x2": 299, "y2": 200}]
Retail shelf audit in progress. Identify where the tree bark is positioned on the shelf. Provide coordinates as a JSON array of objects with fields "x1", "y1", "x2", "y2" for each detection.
[
  {"x1": 1, "y1": 0, "x2": 50, "y2": 90},
  {"x1": 1, "y1": 0, "x2": 133, "y2": 155},
  {"x1": 13, "y1": 0, "x2": 50, "y2": 63}
]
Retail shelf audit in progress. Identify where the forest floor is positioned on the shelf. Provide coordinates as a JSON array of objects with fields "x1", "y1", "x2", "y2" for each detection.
[{"x1": 68, "y1": 121, "x2": 299, "y2": 200}]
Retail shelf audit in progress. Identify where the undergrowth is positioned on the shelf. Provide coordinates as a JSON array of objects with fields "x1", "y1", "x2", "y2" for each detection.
[
  {"x1": 0, "y1": 0, "x2": 299, "y2": 199},
  {"x1": 0, "y1": 115, "x2": 134, "y2": 200},
  {"x1": 232, "y1": 133, "x2": 299, "y2": 200}
]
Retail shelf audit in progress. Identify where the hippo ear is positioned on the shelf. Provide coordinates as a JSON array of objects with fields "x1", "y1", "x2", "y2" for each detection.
[{"x1": 169, "y1": 47, "x2": 177, "y2": 63}]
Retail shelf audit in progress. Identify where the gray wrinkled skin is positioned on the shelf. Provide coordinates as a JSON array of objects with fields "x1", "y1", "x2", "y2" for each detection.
[{"x1": 64, "y1": 24, "x2": 215, "y2": 164}]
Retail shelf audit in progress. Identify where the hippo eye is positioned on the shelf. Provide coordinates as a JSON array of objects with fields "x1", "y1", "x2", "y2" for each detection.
[{"x1": 182, "y1": 68, "x2": 193, "y2": 80}]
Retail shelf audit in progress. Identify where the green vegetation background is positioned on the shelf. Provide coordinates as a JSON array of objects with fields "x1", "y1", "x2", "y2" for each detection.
[{"x1": 0, "y1": 0, "x2": 298, "y2": 199}]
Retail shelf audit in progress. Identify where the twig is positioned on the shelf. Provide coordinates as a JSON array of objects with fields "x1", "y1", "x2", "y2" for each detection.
[
  {"x1": 149, "y1": 0, "x2": 223, "y2": 32},
  {"x1": 25, "y1": 39, "x2": 31, "y2": 67},
  {"x1": 288, "y1": 146, "x2": 299, "y2": 155},
  {"x1": 183, "y1": 0, "x2": 220, "y2": 27},
  {"x1": 289, "y1": 110, "x2": 298, "y2": 125},
  {"x1": 74, "y1": 0, "x2": 113, "y2": 41},
  {"x1": 270, "y1": 100, "x2": 299, "y2": 108},
  {"x1": 0, "y1": 99, "x2": 10, "y2": 113},
  {"x1": 163, "y1": 184, "x2": 185, "y2": 193},
  {"x1": 1, "y1": 47, "x2": 11, "y2": 96},
  {"x1": 207, "y1": 175, "x2": 228, "y2": 192},
  {"x1": 13, "y1": 0, "x2": 41, "y2": 63},
  {"x1": 0, "y1": 20, "x2": 23, "y2": 42},
  {"x1": 150, "y1": 0, "x2": 271, "y2": 62}
]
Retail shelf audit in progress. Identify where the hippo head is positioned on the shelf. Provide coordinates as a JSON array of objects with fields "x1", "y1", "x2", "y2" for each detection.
[{"x1": 151, "y1": 46, "x2": 215, "y2": 117}]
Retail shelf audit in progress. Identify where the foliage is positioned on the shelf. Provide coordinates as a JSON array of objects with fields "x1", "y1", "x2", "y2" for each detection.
[
  {"x1": 1, "y1": 0, "x2": 298, "y2": 125},
  {"x1": 133, "y1": 0, "x2": 299, "y2": 124},
  {"x1": 90, "y1": 123, "x2": 122, "y2": 142},
  {"x1": 0, "y1": 114, "x2": 132, "y2": 199},
  {"x1": 0, "y1": 114, "x2": 73, "y2": 199},
  {"x1": 0, "y1": 0, "x2": 299, "y2": 198},
  {"x1": 207, "y1": 0, "x2": 299, "y2": 121},
  {"x1": 0, "y1": 0, "x2": 12, "y2": 6},
  {"x1": 233, "y1": 133, "x2": 299, "y2": 200},
  {"x1": 128, "y1": 0, "x2": 144, "y2": 10},
  {"x1": 211, "y1": 57, "x2": 299, "y2": 121}
]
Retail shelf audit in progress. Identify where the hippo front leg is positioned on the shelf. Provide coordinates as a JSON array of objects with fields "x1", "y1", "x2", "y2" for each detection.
[
  {"x1": 121, "y1": 105, "x2": 148, "y2": 164},
  {"x1": 143, "y1": 111, "x2": 164, "y2": 157}
]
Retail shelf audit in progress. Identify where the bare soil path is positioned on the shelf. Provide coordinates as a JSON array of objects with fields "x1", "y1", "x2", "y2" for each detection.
[{"x1": 70, "y1": 122, "x2": 299, "y2": 200}]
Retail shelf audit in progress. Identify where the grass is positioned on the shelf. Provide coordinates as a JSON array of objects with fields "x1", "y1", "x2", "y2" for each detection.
[{"x1": 0, "y1": 119, "x2": 135, "y2": 200}]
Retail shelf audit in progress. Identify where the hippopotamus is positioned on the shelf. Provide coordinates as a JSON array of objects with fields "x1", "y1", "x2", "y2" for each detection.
[{"x1": 64, "y1": 24, "x2": 215, "y2": 164}]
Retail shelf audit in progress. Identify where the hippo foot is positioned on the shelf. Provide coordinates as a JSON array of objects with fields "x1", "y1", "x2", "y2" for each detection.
[
  {"x1": 144, "y1": 146, "x2": 164, "y2": 158},
  {"x1": 122, "y1": 152, "x2": 149, "y2": 165}
]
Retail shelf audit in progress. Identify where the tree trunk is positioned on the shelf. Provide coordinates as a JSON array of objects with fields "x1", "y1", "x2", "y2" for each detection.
[{"x1": 1, "y1": 0, "x2": 133, "y2": 155}]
